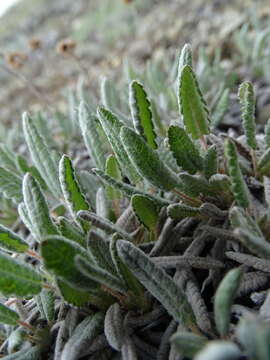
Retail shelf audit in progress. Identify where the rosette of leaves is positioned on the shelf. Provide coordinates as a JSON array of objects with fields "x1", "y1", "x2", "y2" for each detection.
[{"x1": 0, "y1": 44, "x2": 269, "y2": 360}]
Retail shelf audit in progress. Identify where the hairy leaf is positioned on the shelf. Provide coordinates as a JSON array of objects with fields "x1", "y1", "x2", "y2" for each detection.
[
  {"x1": 75, "y1": 255, "x2": 127, "y2": 293},
  {"x1": 92, "y1": 168, "x2": 171, "y2": 206},
  {"x1": 0, "y1": 303, "x2": 19, "y2": 326},
  {"x1": 59, "y1": 155, "x2": 90, "y2": 219},
  {"x1": 178, "y1": 65, "x2": 210, "y2": 139},
  {"x1": 131, "y1": 194, "x2": 159, "y2": 231},
  {"x1": 97, "y1": 107, "x2": 140, "y2": 183},
  {"x1": 0, "y1": 224, "x2": 28, "y2": 253},
  {"x1": 167, "y1": 203, "x2": 201, "y2": 219},
  {"x1": 22, "y1": 112, "x2": 61, "y2": 197},
  {"x1": 104, "y1": 303, "x2": 124, "y2": 351},
  {"x1": 0, "y1": 252, "x2": 42, "y2": 296},
  {"x1": 56, "y1": 279, "x2": 91, "y2": 307},
  {"x1": 214, "y1": 268, "x2": 242, "y2": 336},
  {"x1": 78, "y1": 102, "x2": 106, "y2": 170},
  {"x1": 171, "y1": 332, "x2": 206, "y2": 358},
  {"x1": 61, "y1": 313, "x2": 104, "y2": 360},
  {"x1": 41, "y1": 235, "x2": 98, "y2": 291},
  {"x1": 117, "y1": 240, "x2": 194, "y2": 326},
  {"x1": 194, "y1": 341, "x2": 242, "y2": 360},
  {"x1": 120, "y1": 126, "x2": 181, "y2": 191},
  {"x1": 22, "y1": 173, "x2": 58, "y2": 241},
  {"x1": 129, "y1": 80, "x2": 157, "y2": 149},
  {"x1": 238, "y1": 81, "x2": 257, "y2": 150},
  {"x1": 225, "y1": 139, "x2": 250, "y2": 209},
  {"x1": 203, "y1": 145, "x2": 218, "y2": 179},
  {"x1": 0, "y1": 166, "x2": 22, "y2": 203},
  {"x1": 105, "y1": 155, "x2": 121, "y2": 201},
  {"x1": 168, "y1": 126, "x2": 203, "y2": 174}
]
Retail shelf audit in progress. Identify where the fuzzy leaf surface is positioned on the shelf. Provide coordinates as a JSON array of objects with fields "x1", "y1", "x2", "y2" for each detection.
[
  {"x1": 41, "y1": 236, "x2": 98, "y2": 291},
  {"x1": 22, "y1": 113, "x2": 61, "y2": 197},
  {"x1": 225, "y1": 139, "x2": 250, "y2": 209},
  {"x1": 129, "y1": 80, "x2": 157, "y2": 149},
  {"x1": 117, "y1": 240, "x2": 194, "y2": 325},
  {"x1": 59, "y1": 155, "x2": 90, "y2": 218},
  {"x1": 79, "y1": 102, "x2": 106, "y2": 170},
  {"x1": 168, "y1": 126, "x2": 203, "y2": 174},
  {"x1": 131, "y1": 194, "x2": 159, "y2": 231},
  {"x1": 214, "y1": 268, "x2": 242, "y2": 336},
  {"x1": 0, "y1": 303, "x2": 19, "y2": 326},
  {"x1": 61, "y1": 313, "x2": 104, "y2": 360},
  {"x1": 97, "y1": 107, "x2": 140, "y2": 183},
  {"x1": 22, "y1": 174, "x2": 58, "y2": 241},
  {"x1": 0, "y1": 224, "x2": 28, "y2": 253},
  {"x1": 0, "y1": 252, "x2": 42, "y2": 296},
  {"x1": 120, "y1": 126, "x2": 181, "y2": 191},
  {"x1": 0, "y1": 167, "x2": 22, "y2": 203},
  {"x1": 179, "y1": 65, "x2": 210, "y2": 139},
  {"x1": 238, "y1": 81, "x2": 257, "y2": 150}
]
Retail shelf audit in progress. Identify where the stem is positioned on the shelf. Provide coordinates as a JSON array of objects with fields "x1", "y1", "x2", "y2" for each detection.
[
  {"x1": 200, "y1": 135, "x2": 208, "y2": 151},
  {"x1": 0, "y1": 62, "x2": 53, "y2": 114},
  {"x1": 17, "y1": 320, "x2": 35, "y2": 331},
  {"x1": 251, "y1": 149, "x2": 258, "y2": 178},
  {"x1": 70, "y1": 53, "x2": 91, "y2": 86},
  {"x1": 172, "y1": 189, "x2": 202, "y2": 207},
  {"x1": 26, "y1": 249, "x2": 41, "y2": 260}
]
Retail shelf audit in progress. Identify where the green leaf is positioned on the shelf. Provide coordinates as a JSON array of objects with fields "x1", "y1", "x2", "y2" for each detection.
[
  {"x1": 57, "y1": 217, "x2": 86, "y2": 246},
  {"x1": 87, "y1": 231, "x2": 117, "y2": 277},
  {"x1": 234, "y1": 228, "x2": 270, "y2": 260},
  {"x1": 203, "y1": 145, "x2": 218, "y2": 179},
  {"x1": 56, "y1": 279, "x2": 91, "y2": 307},
  {"x1": 78, "y1": 211, "x2": 133, "y2": 242},
  {"x1": 2, "y1": 345, "x2": 42, "y2": 359},
  {"x1": 93, "y1": 168, "x2": 171, "y2": 206},
  {"x1": 59, "y1": 155, "x2": 90, "y2": 219},
  {"x1": 0, "y1": 167, "x2": 22, "y2": 203},
  {"x1": 75, "y1": 255, "x2": 127, "y2": 293},
  {"x1": 171, "y1": 332, "x2": 206, "y2": 358},
  {"x1": 214, "y1": 268, "x2": 243, "y2": 336},
  {"x1": 16, "y1": 155, "x2": 46, "y2": 190},
  {"x1": 41, "y1": 235, "x2": 98, "y2": 291},
  {"x1": 117, "y1": 240, "x2": 195, "y2": 326},
  {"x1": 105, "y1": 155, "x2": 121, "y2": 201},
  {"x1": 131, "y1": 194, "x2": 159, "y2": 231},
  {"x1": 36, "y1": 288, "x2": 55, "y2": 322},
  {"x1": 120, "y1": 126, "x2": 181, "y2": 191},
  {"x1": 178, "y1": 43, "x2": 193, "y2": 72},
  {"x1": 110, "y1": 236, "x2": 146, "y2": 309},
  {"x1": 0, "y1": 144, "x2": 18, "y2": 173},
  {"x1": 129, "y1": 80, "x2": 157, "y2": 149},
  {"x1": 225, "y1": 139, "x2": 250, "y2": 209},
  {"x1": 264, "y1": 118, "x2": 270, "y2": 148},
  {"x1": 0, "y1": 303, "x2": 19, "y2": 326},
  {"x1": 178, "y1": 65, "x2": 210, "y2": 139},
  {"x1": 167, "y1": 203, "x2": 201, "y2": 219},
  {"x1": 194, "y1": 341, "x2": 242, "y2": 360},
  {"x1": 178, "y1": 173, "x2": 215, "y2": 197},
  {"x1": 258, "y1": 148, "x2": 270, "y2": 176},
  {"x1": 0, "y1": 224, "x2": 28, "y2": 253},
  {"x1": 168, "y1": 126, "x2": 203, "y2": 174},
  {"x1": 61, "y1": 313, "x2": 104, "y2": 360},
  {"x1": 0, "y1": 252, "x2": 42, "y2": 296},
  {"x1": 104, "y1": 303, "x2": 124, "y2": 351},
  {"x1": 22, "y1": 174, "x2": 58, "y2": 241},
  {"x1": 22, "y1": 112, "x2": 61, "y2": 198},
  {"x1": 97, "y1": 107, "x2": 140, "y2": 183},
  {"x1": 78, "y1": 102, "x2": 106, "y2": 170},
  {"x1": 238, "y1": 81, "x2": 257, "y2": 150}
]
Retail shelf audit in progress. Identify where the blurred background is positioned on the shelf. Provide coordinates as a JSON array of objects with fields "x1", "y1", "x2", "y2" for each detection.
[{"x1": 0, "y1": 0, "x2": 270, "y2": 129}]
